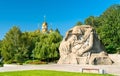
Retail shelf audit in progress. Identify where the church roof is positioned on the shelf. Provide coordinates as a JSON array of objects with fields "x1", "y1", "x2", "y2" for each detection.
[{"x1": 42, "y1": 22, "x2": 47, "y2": 27}]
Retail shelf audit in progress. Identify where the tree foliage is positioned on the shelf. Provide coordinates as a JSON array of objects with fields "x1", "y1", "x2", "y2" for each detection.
[
  {"x1": 33, "y1": 31, "x2": 62, "y2": 62},
  {"x1": 85, "y1": 16, "x2": 99, "y2": 27},
  {"x1": 0, "y1": 26, "x2": 62, "y2": 63},
  {"x1": 1, "y1": 26, "x2": 22, "y2": 63},
  {"x1": 75, "y1": 21, "x2": 83, "y2": 26},
  {"x1": 0, "y1": 40, "x2": 2, "y2": 58},
  {"x1": 84, "y1": 4, "x2": 120, "y2": 53}
]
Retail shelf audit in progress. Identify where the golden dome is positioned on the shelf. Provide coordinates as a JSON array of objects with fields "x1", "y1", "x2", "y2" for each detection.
[{"x1": 42, "y1": 22, "x2": 47, "y2": 27}]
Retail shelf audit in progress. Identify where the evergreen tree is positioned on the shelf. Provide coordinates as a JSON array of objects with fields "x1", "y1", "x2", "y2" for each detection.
[{"x1": 1, "y1": 26, "x2": 22, "y2": 63}]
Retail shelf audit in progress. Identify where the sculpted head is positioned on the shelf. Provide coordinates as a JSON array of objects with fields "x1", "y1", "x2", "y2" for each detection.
[{"x1": 72, "y1": 26, "x2": 83, "y2": 35}]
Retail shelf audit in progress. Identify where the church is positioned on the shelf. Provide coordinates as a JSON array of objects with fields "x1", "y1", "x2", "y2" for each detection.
[
  {"x1": 41, "y1": 21, "x2": 48, "y2": 33},
  {"x1": 40, "y1": 17, "x2": 53, "y2": 33}
]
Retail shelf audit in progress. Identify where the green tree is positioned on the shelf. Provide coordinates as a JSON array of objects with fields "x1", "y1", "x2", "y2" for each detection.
[
  {"x1": 27, "y1": 30, "x2": 43, "y2": 59},
  {"x1": 20, "y1": 32, "x2": 33, "y2": 60},
  {"x1": 86, "y1": 4, "x2": 120, "y2": 53},
  {"x1": 1, "y1": 26, "x2": 22, "y2": 63},
  {"x1": 33, "y1": 30, "x2": 62, "y2": 62},
  {"x1": 97, "y1": 4, "x2": 120, "y2": 53},
  {"x1": 84, "y1": 16, "x2": 99, "y2": 27},
  {"x1": 55, "y1": 28, "x2": 60, "y2": 34},
  {"x1": 0, "y1": 40, "x2": 2, "y2": 58},
  {"x1": 75, "y1": 21, "x2": 83, "y2": 26}
]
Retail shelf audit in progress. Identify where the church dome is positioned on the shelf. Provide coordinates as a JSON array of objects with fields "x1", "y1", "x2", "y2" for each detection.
[
  {"x1": 42, "y1": 22, "x2": 48, "y2": 33},
  {"x1": 42, "y1": 22, "x2": 47, "y2": 27}
]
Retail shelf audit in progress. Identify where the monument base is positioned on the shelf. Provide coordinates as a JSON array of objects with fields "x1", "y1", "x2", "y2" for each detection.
[{"x1": 89, "y1": 54, "x2": 113, "y2": 65}]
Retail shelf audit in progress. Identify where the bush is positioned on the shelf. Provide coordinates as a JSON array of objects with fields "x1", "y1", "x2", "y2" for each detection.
[{"x1": 24, "y1": 60, "x2": 47, "y2": 64}]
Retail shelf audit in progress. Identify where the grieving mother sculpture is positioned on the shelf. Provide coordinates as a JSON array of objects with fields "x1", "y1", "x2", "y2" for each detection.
[{"x1": 58, "y1": 25, "x2": 113, "y2": 65}]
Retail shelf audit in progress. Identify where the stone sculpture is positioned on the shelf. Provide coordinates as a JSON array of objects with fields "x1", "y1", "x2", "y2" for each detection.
[{"x1": 58, "y1": 25, "x2": 113, "y2": 65}]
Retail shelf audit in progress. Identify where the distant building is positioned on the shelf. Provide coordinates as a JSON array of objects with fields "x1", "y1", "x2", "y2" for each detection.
[{"x1": 42, "y1": 21, "x2": 48, "y2": 33}]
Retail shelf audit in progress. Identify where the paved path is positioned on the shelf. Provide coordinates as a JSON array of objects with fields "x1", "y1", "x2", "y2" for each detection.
[{"x1": 0, "y1": 64, "x2": 120, "y2": 76}]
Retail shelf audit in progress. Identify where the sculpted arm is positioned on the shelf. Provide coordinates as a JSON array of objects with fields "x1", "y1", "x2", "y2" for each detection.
[
  {"x1": 77, "y1": 31, "x2": 93, "y2": 56},
  {"x1": 82, "y1": 32, "x2": 93, "y2": 53}
]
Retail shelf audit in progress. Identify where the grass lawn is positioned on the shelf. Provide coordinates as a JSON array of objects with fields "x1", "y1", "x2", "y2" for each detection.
[{"x1": 0, "y1": 70, "x2": 113, "y2": 76}]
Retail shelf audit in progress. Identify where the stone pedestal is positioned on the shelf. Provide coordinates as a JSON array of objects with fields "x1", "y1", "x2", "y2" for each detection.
[
  {"x1": 77, "y1": 57, "x2": 88, "y2": 64},
  {"x1": 89, "y1": 54, "x2": 113, "y2": 65}
]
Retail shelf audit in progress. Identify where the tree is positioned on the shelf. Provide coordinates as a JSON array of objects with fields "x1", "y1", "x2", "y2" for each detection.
[
  {"x1": 1, "y1": 26, "x2": 22, "y2": 63},
  {"x1": 88, "y1": 4, "x2": 120, "y2": 53},
  {"x1": 33, "y1": 30, "x2": 62, "y2": 62},
  {"x1": 1, "y1": 24, "x2": 63, "y2": 63},
  {"x1": 55, "y1": 28, "x2": 60, "y2": 34},
  {"x1": 84, "y1": 16, "x2": 99, "y2": 27},
  {"x1": 98, "y1": 4, "x2": 120, "y2": 53},
  {"x1": 19, "y1": 32, "x2": 33, "y2": 60},
  {"x1": 75, "y1": 21, "x2": 83, "y2": 26},
  {"x1": 0, "y1": 40, "x2": 2, "y2": 58}
]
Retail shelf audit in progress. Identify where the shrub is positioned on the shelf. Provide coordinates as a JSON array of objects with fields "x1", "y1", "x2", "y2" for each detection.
[{"x1": 24, "y1": 60, "x2": 47, "y2": 64}]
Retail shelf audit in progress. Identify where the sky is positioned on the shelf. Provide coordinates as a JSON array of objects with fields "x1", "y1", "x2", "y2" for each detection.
[{"x1": 0, "y1": 0, "x2": 120, "y2": 40}]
